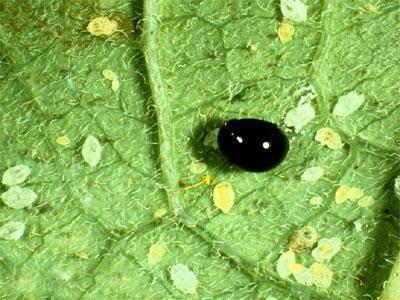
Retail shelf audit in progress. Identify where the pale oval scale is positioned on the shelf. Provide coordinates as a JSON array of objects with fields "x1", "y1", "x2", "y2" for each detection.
[
  {"x1": 333, "y1": 91, "x2": 364, "y2": 117},
  {"x1": 1, "y1": 186, "x2": 37, "y2": 209},
  {"x1": 87, "y1": 17, "x2": 118, "y2": 36},
  {"x1": 82, "y1": 135, "x2": 102, "y2": 167},
  {"x1": 284, "y1": 102, "x2": 315, "y2": 132},
  {"x1": 280, "y1": 0, "x2": 308, "y2": 22},
  {"x1": 2, "y1": 165, "x2": 31, "y2": 186},
  {"x1": 284, "y1": 102, "x2": 315, "y2": 133},
  {"x1": 148, "y1": 241, "x2": 167, "y2": 265},
  {"x1": 301, "y1": 167, "x2": 324, "y2": 182},
  {"x1": 310, "y1": 262, "x2": 333, "y2": 289},
  {"x1": 315, "y1": 128, "x2": 343, "y2": 150},
  {"x1": 0, "y1": 221, "x2": 25, "y2": 240},
  {"x1": 170, "y1": 264, "x2": 199, "y2": 295},
  {"x1": 276, "y1": 250, "x2": 296, "y2": 278},
  {"x1": 311, "y1": 237, "x2": 342, "y2": 262},
  {"x1": 277, "y1": 20, "x2": 294, "y2": 44},
  {"x1": 56, "y1": 135, "x2": 71, "y2": 146},
  {"x1": 102, "y1": 69, "x2": 116, "y2": 80},
  {"x1": 111, "y1": 78, "x2": 120, "y2": 91},
  {"x1": 292, "y1": 264, "x2": 313, "y2": 286},
  {"x1": 213, "y1": 181, "x2": 235, "y2": 213},
  {"x1": 335, "y1": 185, "x2": 351, "y2": 204},
  {"x1": 309, "y1": 196, "x2": 323, "y2": 206},
  {"x1": 153, "y1": 208, "x2": 167, "y2": 219},
  {"x1": 190, "y1": 162, "x2": 207, "y2": 174}
]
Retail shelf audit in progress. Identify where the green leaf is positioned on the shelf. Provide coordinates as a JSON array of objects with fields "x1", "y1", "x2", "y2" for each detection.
[{"x1": 0, "y1": 0, "x2": 399, "y2": 299}]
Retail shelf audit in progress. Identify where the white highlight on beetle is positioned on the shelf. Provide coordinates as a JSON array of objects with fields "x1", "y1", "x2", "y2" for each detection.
[
  {"x1": 262, "y1": 141, "x2": 271, "y2": 149},
  {"x1": 236, "y1": 136, "x2": 243, "y2": 143}
]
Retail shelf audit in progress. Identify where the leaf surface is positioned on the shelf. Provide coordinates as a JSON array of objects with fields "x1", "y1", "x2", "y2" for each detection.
[{"x1": 0, "y1": 0, "x2": 399, "y2": 299}]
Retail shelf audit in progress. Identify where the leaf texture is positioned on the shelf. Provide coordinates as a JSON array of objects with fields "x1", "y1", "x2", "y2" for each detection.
[{"x1": 0, "y1": 0, "x2": 399, "y2": 299}]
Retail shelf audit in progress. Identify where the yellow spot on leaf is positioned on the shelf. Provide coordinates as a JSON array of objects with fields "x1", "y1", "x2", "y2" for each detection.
[
  {"x1": 320, "y1": 244, "x2": 331, "y2": 254},
  {"x1": 202, "y1": 175, "x2": 213, "y2": 185},
  {"x1": 276, "y1": 250, "x2": 296, "y2": 279},
  {"x1": 87, "y1": 17, "x2": 118, "y2": 37},
  {"x1": 247, "y1": 44, "x2": 258, "y2": 52},
  {"x1": 148, "y1": 241, "x2": 166, "y2": 265},
  {"x1": 335, "y1": 184, "x2": 351, "y2": 204},
  {"x1": 365, "y1": 3, "x2": 378, "y2": 12},
  {"x1": 310, "y1": 263, "x2": 333, "y2": 289},
  {"x1": 348, "y1": 187, "x2": 364, "y2": 200},
  {"x1": 315, "y1": 128, "x2": 343, "y2": 150},
  {"x1": 102, "y1": 69, "x2": 120, "y2": 91},
  {"x1": 278, "y1": 20, "x2": 295, "y2": 44},
  {"x1": 56, "y1": 135, "x2": 71, "y2": 146},
  {"x1": 247, "y1": 209, "x2": 258, "y2": 216},
  {"x1": 153, "y1": 208, "x2": 167, "y2": 219},
  {"x1": 336, "y1": 185, "x2": 365, "y2": 204},
  {"x1": 181, "y1": 175, "x2": 213, "y2": 190},
  {"x1": 312, "y1": 238, "x2": 341, "y2": 262},
  {"x1": 75, "y1": 252, "x2": 89, "y2": 259},
  {"x1": 289, "y1": 262, "x2": 303, "y2": 274},
  {"x1": 111, "y1": 78, "x2": 120, "y2": 91},
  {"x1": 102, "y1": 69, "x2": 116, "y2": 80},
  {"x1": 213, "y1": 181, "x2": 235, "y2": 213},
  {"x1": 358, "y1": 195, "x2": 374, "y2": 207},
  {"x1": 309, "y1": 196, "x2": 323, "y2": 206},
  {"x1": 281, "y1": 250, "x2": 295, "y2": 261}
]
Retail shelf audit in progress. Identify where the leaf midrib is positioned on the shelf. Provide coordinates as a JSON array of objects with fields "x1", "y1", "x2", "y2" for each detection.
[{"x1": 143, "y1": 0, "x2": 182, "y2": 214}]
